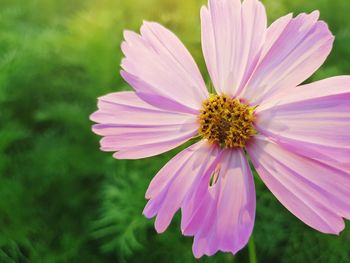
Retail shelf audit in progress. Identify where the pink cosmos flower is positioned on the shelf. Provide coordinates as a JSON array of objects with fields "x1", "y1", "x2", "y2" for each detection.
[{"x1": 90, "y1": 0, "x2": 350, "y2": 258}]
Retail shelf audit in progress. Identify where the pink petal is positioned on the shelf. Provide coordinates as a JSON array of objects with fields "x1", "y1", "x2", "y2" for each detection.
[
  {"x1": 240, "y1": 11, "x2": 334, "y2": 105},
  {"x1": 181, "y1": 149, "x2": 256, "y2": 258},
  {"x1": 201, "y1": 0, "x2": 267, "y2": 96},
  {"x1": 143, "y1": 141, "x2": 222, "y2": 233},
  {"x1": 90, "y1": 91, "x2": 198, "y2": 159},
  {"x1": 247, "y1": 136, "x2": 350, "y2": 234},
  {"x1": 121, "y1": 22, "x2": 208, "y2": 114},
  {"x1": 256, "y1": 76, "x2": 350, "y2": 164}
]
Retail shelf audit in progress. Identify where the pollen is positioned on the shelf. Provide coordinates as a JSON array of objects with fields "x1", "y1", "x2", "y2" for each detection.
[{"x1": 198, "y1": 94, "x2": 256, "y2": 148}]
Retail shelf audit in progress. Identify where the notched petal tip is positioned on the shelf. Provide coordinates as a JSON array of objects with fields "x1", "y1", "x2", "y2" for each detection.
[
  {"x1": 89, "y1": 112, "x2": 96, "y2": 122},
  {"x1": 316, "y1": 217, "x2": 345, "y2": 236},
  {"x1": 142, "y1": 206, "x2": 154, "y2": 219},
  {"x1": 142, "y1": 19, "x2": 151, "y2": 25},
  {"x1": 91, "y1": 124, "x2": 105, "y2": 135},
  {"x1": 154, "y1": 217, "x2": 169, "y2": 234},
  {"x1": 244, "y1": 0, "x2": 266, "y2": 12},
  {"x1": 122, "y1": 29, "x2": 130, "y2": 39},
  {"x1": 311, "y1": 9, "x2": 320, "y2": 19},
  {"x1": 89, "y1": 111, "x2": 101, "y2": 123},
  {"x1": 199, "y1": 5, "x2": 209, "y2": 21},
  {"x1": 123, "y1": 29, "x2": 140, "y2": 41}
]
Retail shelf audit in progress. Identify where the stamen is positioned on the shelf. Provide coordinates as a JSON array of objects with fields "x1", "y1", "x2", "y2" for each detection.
[{"x1": 198, "y1": 94, "x2": 256, "y2": 148}]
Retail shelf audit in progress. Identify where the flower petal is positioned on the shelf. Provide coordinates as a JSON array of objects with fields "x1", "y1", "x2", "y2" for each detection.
[
  {"x1": 121, "y1": 22, "x2": 208, "y2": 114},
  {"x1": 90, "y1": 91, "x2": 198, "y2": 159},
  {"x1": 247, "y1": 136, "x2": 350, "y2": 234},
  {"x1": 201, "y1": 0, "x2": 267, "y2": 96},
  {"x1": 240, "y1": 11, "x2": 334, "y2": 105},
  {"x1": 143, "y1": 141, "x2": 222, "y2": 233},
  {"x1": 256, "y1": 76, "x2": 350, "y2": 165},
  {"x1": 181, "y1": 149, "x2": 256, "y2": 258}
]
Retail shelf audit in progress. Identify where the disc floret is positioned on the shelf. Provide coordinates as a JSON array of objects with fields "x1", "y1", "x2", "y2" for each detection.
[{"x1": 198, "y1": 95, "x2": 256, "y2": 148}]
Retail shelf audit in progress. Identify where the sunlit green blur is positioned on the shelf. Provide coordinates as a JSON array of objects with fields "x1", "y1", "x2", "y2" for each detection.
[{"x1": 1, "y1": 0, "x2": 350, "y2": 262}]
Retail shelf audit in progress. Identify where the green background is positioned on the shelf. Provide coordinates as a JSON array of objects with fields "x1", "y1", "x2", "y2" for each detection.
[{"x1": 1, "y1": 0, "x2": 350, "y2": 262}]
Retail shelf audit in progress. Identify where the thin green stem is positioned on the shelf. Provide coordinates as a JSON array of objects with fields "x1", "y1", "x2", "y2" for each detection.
[{"x1": 248, "y1": 235, "x2": 257, "y2": 263}]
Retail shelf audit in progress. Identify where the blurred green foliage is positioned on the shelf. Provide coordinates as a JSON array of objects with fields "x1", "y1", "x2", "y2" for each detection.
[{"x1": 1, "y1": 0, "x2": 350, "y2": 262}]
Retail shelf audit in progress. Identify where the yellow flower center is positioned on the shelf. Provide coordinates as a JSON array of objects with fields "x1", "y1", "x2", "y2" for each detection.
[{"x1": 198, "y1": 94, "x2": 256, "y2": 148}]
